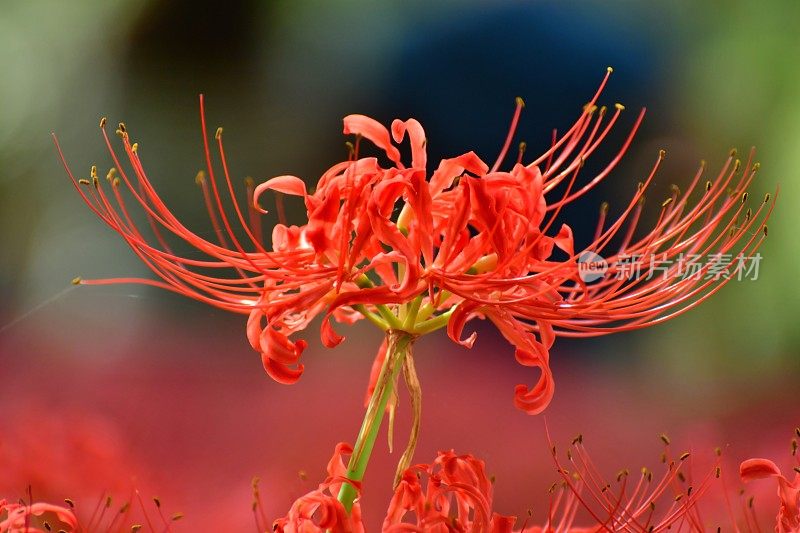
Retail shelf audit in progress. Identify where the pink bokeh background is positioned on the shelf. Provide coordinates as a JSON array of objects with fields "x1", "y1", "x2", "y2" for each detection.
[{"x1": 1, "y1": 289, "x2": 795, "y2": 529}]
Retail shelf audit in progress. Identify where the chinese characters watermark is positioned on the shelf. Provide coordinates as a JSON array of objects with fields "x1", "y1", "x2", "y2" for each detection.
[{"x1": 577, "y1": 252, "x2": 763, "y2": 283}]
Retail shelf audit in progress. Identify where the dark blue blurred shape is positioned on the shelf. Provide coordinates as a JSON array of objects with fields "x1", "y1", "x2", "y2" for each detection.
[{"x1": 381, "y1": 3, "x2": 664, "y2": 167}]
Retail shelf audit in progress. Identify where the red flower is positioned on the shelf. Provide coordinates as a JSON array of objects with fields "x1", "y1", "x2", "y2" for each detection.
[
  {"x1": 741, "y1": 455, "x2": 800, "y2": 532},
  {"x1": 0, "y1": 493, "x2": 181, "y2": 533},
  {"x1": 0, "y1": 500, "x2": 77, "y2": 533},
  {"x1": 56, "y1": 69, "x2": 775, "y2": 414},
  {"x1": 382, "y1": 449, "x2": 510, "y2": 532},
  {"x1": 271, "y1": 443, "x2": 365, "y2": 533}
]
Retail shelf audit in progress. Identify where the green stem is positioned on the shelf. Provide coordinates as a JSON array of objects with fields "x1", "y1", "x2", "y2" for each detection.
[
  {"x1": 337, "y1": 330, "x2": 415, "y2": 512},
  {"x1": 416, "y1": 290, "x2": 452, "y2": 322},
  {"x1": 413, "y1": 307, "x2": 455, "y2": 335},
  {"x1": 402, "y1": 295, "x2": 423, "y2": 330},
  {"x1": 352, "y1": 304, "x2": 388, "y2": 330},
  {"x1": 354, "y1": 274, "x2": 404, "y2": 329}
]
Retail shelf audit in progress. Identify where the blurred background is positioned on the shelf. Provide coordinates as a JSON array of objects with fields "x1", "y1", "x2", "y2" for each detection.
[{"x1": 1, "y1": 0, "x2": 798, "y2": 530}]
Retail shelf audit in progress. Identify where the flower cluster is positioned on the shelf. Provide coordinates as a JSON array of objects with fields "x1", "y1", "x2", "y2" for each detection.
[
  {"x1": 273, "y1": 430, "x2": 800, "y2": 532},
  {"x1": 56, "y1": 69, "x2": 775, "y2": 415},
  {"x1": 8, "y1": 429, "x2": 797, "y2": 531}
]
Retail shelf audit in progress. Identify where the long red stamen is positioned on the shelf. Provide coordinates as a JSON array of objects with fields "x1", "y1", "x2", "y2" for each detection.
[{"x1": 491, "y1": 96, "x2": 525, "y2": 172}]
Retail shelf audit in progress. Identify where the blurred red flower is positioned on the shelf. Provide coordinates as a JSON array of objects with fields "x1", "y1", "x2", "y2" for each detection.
[
  {"x1": 0, "y1": 494, "x2": 181, "y2": 533},
  {"x1": 0, "y1": 499, "x2": 77, "y2": 533},
  {"x1": 0, "y1": 405, "x2": 144, "y2": 503},
  {"x1": 741, "y1": 453, "x2": 800, "y2": 532},
  {"x1": 274, "y1": 434, "x2": 746, "y2": 532}
]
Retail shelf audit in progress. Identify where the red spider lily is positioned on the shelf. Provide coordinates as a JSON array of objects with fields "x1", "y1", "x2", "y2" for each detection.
[
  {"x1": 740, "y1": 430, "x2": 800, "y2": 533},
  {"x1": 0, "y1": 492, "x2": 182, "y2": 533},
  {"x1": 55, "y1": 68, "x2": 776, "y2": 414},
  {"x1": 0, "y1": 500, "x2": 77, "y2": 533},
  {"x1": 382, "y1": 450, "x2": 510, "y2": 532},
  {"x1": 270, "y1": 442, "x2": 365, "y2": 533}
]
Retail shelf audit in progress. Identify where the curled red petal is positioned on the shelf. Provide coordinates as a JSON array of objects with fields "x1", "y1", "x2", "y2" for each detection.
[
  {"x1": 512, "y1": 357, "x2": 555, "y2": 415},
  {"x1": 29, "y1": 503, "x2": 79, "y2": 529},
  {"x1": 262, "y1": 354, "x2": 304, "y2": 385},
  {"x1": 343, "y1": 114, "x2": 401, "y2": 164},
  {"x1": 259, "y1": 326, "x2": 305, "y2": 365},
  {"x1": 320, "y1": 315, "x2": 345, "y2": 348},
  {"x1": 447, "y1": 303, "x2": 479, "y2": 349},
  {"x1": 429, "y1": 151, "x2": 489, "y2": 195},
  {"x1": 252, "y1": 175, "x2": 307, "y2": 214},
  {"x1": 740, "y1": 458, "x2": 784, "y2": 482},
  {"x1": 391, "y1": 118, "x2": 427, "y2": 170},
  {"x1": 552, "y1": 223, "x2": 575, "y2": 256},
  {"x1": 740, "y1": 457, "x2": 800, "y2": 532}
]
